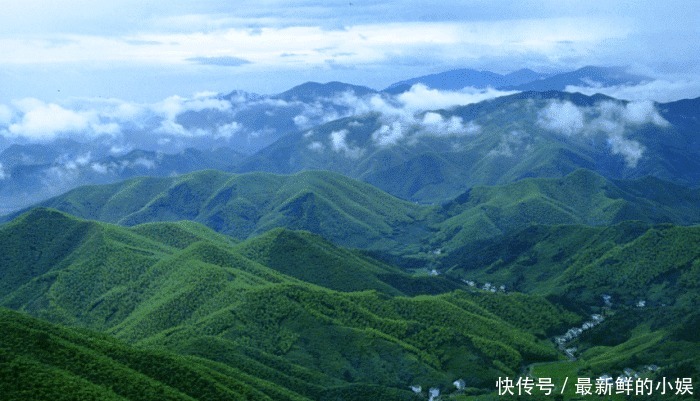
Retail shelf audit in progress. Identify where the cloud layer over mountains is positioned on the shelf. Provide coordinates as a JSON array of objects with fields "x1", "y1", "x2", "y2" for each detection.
[
  {"x1": 0, "y1": 84, "x2": 677, "y2": 175},
  {"x1": 0, "y1": 84, "x2": 518, "y2": 154},
  {"x1": 537, "y1": 99, "x2": 668, "y2": 167},
  {"x1": 565, "y1": 78, "x2": 700, "y2": 103},
  {"x1": 0, "y1": 71, "x2": 694, "y2": 215}
]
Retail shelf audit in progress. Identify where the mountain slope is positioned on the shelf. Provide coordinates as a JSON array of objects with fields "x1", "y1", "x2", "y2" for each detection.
[
  {"x1": 0, "y1": 209, "x2": 295, "y2": 331},
  {"x1": 235, "y1": 228, "x2": 460, "y2": 295},
  {"x1": 18, "y1": 169, "x2": 426, "y2": 251},
  {"x1": 384, "y1": 68, "x2": 510, "y2": 93},
  {"x1": 0, "y1": 307, "x2": 309, "y2": 401},
  {"x1": 276, "y1": 81, "x2": 377, "y2": 102},
  {"x1": 0, "y1": 208, "x2": 580, "y2": 396},
  {"x1": 9, "y1": 167, "x2": 700, "y2": 266},
  {"x1": 240, "y1": 91, "x2": 698, "y2": 203},
  {"x1": 430, "y1": 168, "x2": 700, "y2": 250},
  {"x1": 442, "y1": 221, "x2": 700, "y2": 302},
  {"x1": 383, "y1": 66, "x2": 646, "y2": 94},
  {"x1": 2, "y1": 208, "x2": 696, "y2": 398},
  {"x1": 506, "y1": 66, "x2": 650, "y2": 91},
  {"x1": 0, "y1": 146, "x2": 244, "y2": 216},
  {"x1": 440, "y1": 221, "x2": 700, "y2": 385}
]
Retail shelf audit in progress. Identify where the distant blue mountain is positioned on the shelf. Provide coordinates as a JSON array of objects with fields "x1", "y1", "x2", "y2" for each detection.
[
  {"x1": 275, "y1": 81, "x2": 377, "y2": 102},
  {"x1": 506, "y1": 66, "x2": 650, "y2": 91},
  {"x1": 0, "y1": 145, "x2": 244, "y2": 214},
  {"x1": 501, "y1": 68, "x2": 550, "y2": 86},
  {"x1": 383, "y1": 66, "x2": 650, "y2": 94},
  {"x1": 383, "y1": 68, "x2": 517, "y2": 93}
]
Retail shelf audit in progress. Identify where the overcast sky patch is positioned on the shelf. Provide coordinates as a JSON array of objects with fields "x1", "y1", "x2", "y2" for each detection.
[
  {"x1": 187, "y1": 56, "x2": 252, "y2": 67},
  {"x1": 0, "y1": 1, "x2": 696, "y2": 101}
]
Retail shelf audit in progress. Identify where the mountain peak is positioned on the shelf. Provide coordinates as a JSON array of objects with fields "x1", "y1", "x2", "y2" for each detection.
[
  {"x1": 14, "y1": 207, "x2": 77, "y2": 225},
  {"x1": 507, "y1": 66, "x2": 650, "y2": 91},
  {"x1": 501, "y1": 68, "x2": 549, "y2": 86},
  {"x1": 383, "y1": 68, "x2": 506, "y2": 93},
  {"x1": 276, "y1": 81, "x2": 376, "y2": 102}
]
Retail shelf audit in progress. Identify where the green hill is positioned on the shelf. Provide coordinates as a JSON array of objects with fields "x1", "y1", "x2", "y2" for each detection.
[
  {"x1": 131, "y1": 220, "x2": 239, "y2": 249},
  {"x1": 442, "y1": 221, "x2": 700, "y2": 303},
  {"x1": 0, "y1": 307, "x2": 312, "y2": 401},
  {"x1": 430, "y1": 169, "x2": 700, "y2": 252},
  {"x1": 21, "y1": 170, "x2": 425, "y2": 253},
  {"x1": 0, "y1": 208, "x2": 580, "y2": 397},
  {"x1": 234, "y1": 228, "x2": 461, "y2": 295},
  {"x1": 0, "y1": 208, "x2": 296, "y2": 332},
  {"x1": 149, "y1": 284, "x2": 576, "y2": 389},
  {"x1": 7, "y1": 168, "x2": 700, "y2": 269}
]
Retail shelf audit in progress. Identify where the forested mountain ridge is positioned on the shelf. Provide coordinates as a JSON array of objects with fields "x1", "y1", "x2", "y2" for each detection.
[
  {"x1": 11, "y1": 168, "x2": 700, "y2": 268},
  {"x1": 240, "y1": 92, "x2": 700, "y2": 203},
  {"x1": 0, "y1": 208, "x2": 586, "y2": 398}
]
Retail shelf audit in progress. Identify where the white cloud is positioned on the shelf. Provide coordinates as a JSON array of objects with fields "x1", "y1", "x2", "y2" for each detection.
[
  {"x1": 488, "y1": 139, "x2": 514, "y2": 158},
  {"x1": 422, "y1": 112, "x2": 444, "y2": 126},
  {"x1": 3, "y1": 98, "x2": 125, "y2": 141},
  {"x1": 0, "y1": 105, "x2": 13, "y2": 125},
  {"x1": 92, "y1": 122, "x2": 121, "y2": 135},
  {"x1": 40, "y1": 152, "x2": 94, "y2": 192},
  {"x1": 291, "y1": 100, "x2": 343, "y2": 130},
  {"x1": 607, "y1": 134, "x2": 644, "y2": 168},
  {"x1": 90, "y1": 162, "x2": 109, "y2": 174},
  {"x1": 0, "y1": 16, "x2": 634, "y2": 71},
  {"x1": 0, "y1": 92, "x2": 248, "y2": 149},
  {"x1": 326, "y1": 88, "x2": 496, "y2": 148},
  {"x1": 565, "y1": 79, "x2": 700, "y2": 103},
  {"x1": 109, "y1": 145, "x2": 131, "y2": 155},
  {"x1": 329, "y1": 129, "x2": 364, "y2": 159},
  {"x1": 131, "y1": 157, "x2": 156, "y2": 169},
  {"x1": 216, "y1": 122, "x2": 242, "y2": 139},
  {"x1": 372, "y1": 122, "x2": 404, "y2": 147},
  {"x1": 8, "y1": 100, "x2": 91, "y2": 140},
  {"x1": 488, "y1": 130, "x2": 530, "y2": 158},
  {"x1": 307, "y1": 141, "x2": 324, "y2": 152},
  {"x1": 151, "y1": 94, "x2": 230, "y2": 120},
  {"x1": 155, "y1": 120, "x2": 191, "y2": 137},
  {"x1": 0, "y1": 1, "x2": 697, "y2": 102},
  {"x1": 90, "y1": 157, "x2": 156, "y2": 175},
  {"x1": 420, "y1": 112, "x2": 481, "y2": 137},
  {"x1": 368, "y1": 110, "x2": 482, "y2": 148},
  {"x1": 0, "y1": 75, "x2": 676, "y2": 168},
  {"x1": 107, "y1": 100, "x2": 146, "y2": 121},
  {"x1": 537, "y1": 101, "x2": 586, "y2": 136},
  {"x1": 618, "y1": 100, "x2": 668, "y2": 126},
  {"x1": 537, "y1": 99, "x2": 668, "y2": 167},
  {"x1": 62, "y1": 153, "x2": 92, "y2": 170},
  {"x1": 397, "y1": 84, "x2": 519, "y2": 111},
  {"x1": 41, "y1": 165, "x2": 78, "y2": 191},
  {"x1": 328, "y1": 86, "x2": 515, "y2": 124},
  {"x1": 294, "y1": 114, "x2": 311, "y2": 128},
  {"x1": 0, "y1": 163, "x2": 8, "y2": 180}
]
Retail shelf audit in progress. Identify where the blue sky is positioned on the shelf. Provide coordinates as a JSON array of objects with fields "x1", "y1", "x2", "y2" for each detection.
[{"x1": 0, "y1": 0, "x2": 698, "y2": 101}]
